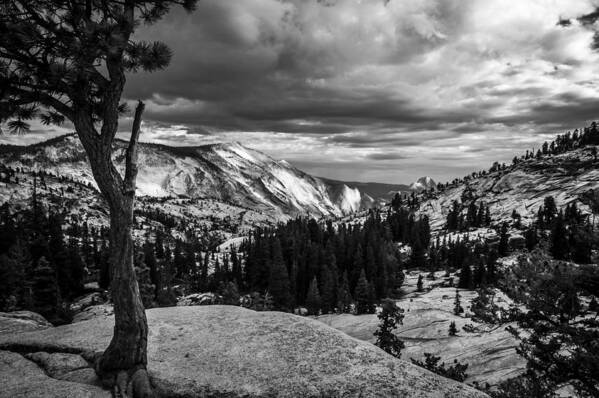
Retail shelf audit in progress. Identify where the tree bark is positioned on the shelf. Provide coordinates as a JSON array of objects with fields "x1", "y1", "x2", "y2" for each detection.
[{"x1": 73, "y1": 102, "x2": 151, "y2": 397}]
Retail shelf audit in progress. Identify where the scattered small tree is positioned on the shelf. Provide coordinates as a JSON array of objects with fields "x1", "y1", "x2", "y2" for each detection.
[
  {"x1": 453, "y1": 289, "x2": 464, "y2": 315},
  {"x1": 416, "y1": 274, "x2": 424, "y2": 292},
  {"x1": 448, "y1": 321, "x2": 457, "y2": 336},
  {"x1": 411, "y1": 353, "x2": 468, "y2": 382},
  {"x1": 374, "y1": 299, "x2": 405, "y2": 358}
]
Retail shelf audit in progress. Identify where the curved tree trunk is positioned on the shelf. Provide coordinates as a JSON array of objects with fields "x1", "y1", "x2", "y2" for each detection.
[
  {"x1": 73, "y1": 102, "x2": 152, "y2": 397},
  {"x1": 97, "y1": 199, "x2": 149, "y2": 383}
]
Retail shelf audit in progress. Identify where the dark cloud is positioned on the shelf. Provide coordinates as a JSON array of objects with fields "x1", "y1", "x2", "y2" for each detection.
[
  {"x1": 4, "y1": 0, "x2": 599, "y2": 184},
  {"x1": 366, "y1": 151, "x2": 408, "y2": 160}
]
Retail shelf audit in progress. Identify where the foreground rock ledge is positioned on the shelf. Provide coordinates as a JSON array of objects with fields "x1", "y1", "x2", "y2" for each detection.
[{"x1": 0, "y1": 305, "x2": 487, "y2": 398}]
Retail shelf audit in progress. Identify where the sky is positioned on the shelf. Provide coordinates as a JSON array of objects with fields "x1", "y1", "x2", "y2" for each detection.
[{"x1": 2, "y1": 0, "x2": 599, "y2": 184}]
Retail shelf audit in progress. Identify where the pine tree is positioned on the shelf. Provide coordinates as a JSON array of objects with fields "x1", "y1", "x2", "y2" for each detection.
[
  {"x1": 31, "y1": 256, "x2": 60, "y2": 323},
  {"x1": 134, "y1": 252, "x2": 155, "y2": 309},
  {"x1": 268, "y1": 240, "x2": 292, "y2": 310},
  {"x1": 524, "y1": 224, "x2": 538, "y2": 251},
  {"x1": 416, "y1": 274, "x2": 424, "y2": 292},
  {"x1": 0, "y1": 240, "x2": 30, "y2": 311},
  {"x1": 336, "y1": 271, "x2": 352, "y2": 313},
  {"x1": 0, "y1": 0, "x2": 201, "y2": 387},
  {"x1": 448, "y1": 321, "x2": 457, "y2": 336},
  {"x1": 319, "y1": 265, "x2": 336, "y2": 314},
  {"x1": 543, "y1": 196, "x2": 558, "y2": 225},
  {"x1": 550, "y1": 213, "x2": 569, "y2": 260},
  {"x1": 355, "y1": 269, "x2": 374, "y2": 314},
  {"x1": 453, "y1": 289, "x2": 464, "y2": 315},
  {"x1": 374, "y1": 299, "x2": 405, "y2": 358},
  {"x1": 66, "y1": 236, "x2": 85, "y2": 299},
  {"x1": 458, "y1": 263, "x2": 472, "y2": 289},
  {"x1": 220, "y1": 281, "x2": 240, "y2": 306},
  {"x1": 305, "y1": 277, "x2": 322, "y2": 315},
  {"x1": 473, "y1": 260, "x2": 486, "y2": 288},
  {"x1": 410, "y1": 237, "x2": 427, "y2": 269},
  {"x1": 486, "y1": 251, "x2": 498, "y2": 286},
  {"x1": 571, "y1": 225, "x2": 592, "y2": 264},
  {"x1": 143, "y1": 241, "x2": 160, "y2": 299},
  {"x1": 498, "y1": 222, "x2": 510, "y2": 256}
]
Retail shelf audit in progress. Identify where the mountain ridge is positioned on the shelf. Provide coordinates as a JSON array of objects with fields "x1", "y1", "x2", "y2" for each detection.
[{"x1": 0, "y1": 134, "x2": 388, "y2": 218}]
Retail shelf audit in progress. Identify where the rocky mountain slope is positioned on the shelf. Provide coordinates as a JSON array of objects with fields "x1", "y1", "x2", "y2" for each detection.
[
  {"x1": 418, "y1": 146, "x2": 599, "y2": 231},
  {"x1": 0, "y1": 306, "x2": 488, "y2": 398},
  {"x1": 0, "y1": 134, "x2": 385, "y2": 219}
]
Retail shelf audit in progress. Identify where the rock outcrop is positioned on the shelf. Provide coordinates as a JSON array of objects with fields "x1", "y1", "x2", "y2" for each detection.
[
  {"x1": 0, "y1": 350, "x2": 108, "y2": 398},
  {"x1": 316, "y1": 272, "x2": 525, "y2": 386},
  {"x1": 0, "y1": 305, "x2": 488, "y2": 398},
  {"x1": 0, "y1": 311, "x2": 53, "y2": 335}
]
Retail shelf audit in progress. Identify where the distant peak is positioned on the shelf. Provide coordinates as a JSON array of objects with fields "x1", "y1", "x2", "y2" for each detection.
[{"x1": 410, "y1": 176, "x2": 436, "y2": 191}]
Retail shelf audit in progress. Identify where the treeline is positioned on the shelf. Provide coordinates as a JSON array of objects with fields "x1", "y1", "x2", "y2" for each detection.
[
  {"x1": 431, "y1": 121, "x2": 599, "y2": 193},
  {"x1": 0, "y1": 164, "x2": 96, "y2": 192},
  {"x1": 445, "y1": 200, "x2": 491, "y2": 231},
  {"x1": 241, "y1": 212, "x2": 405, "y2": 314},
  {"x1": 524, "y1": 196, "x2": 595, "y2": 263},
  {"x1": 0, "y1": 202, "x2": 88, "y2": 324},
  {"x1": 513, "y1": 122, "x2": 599, "y2": 163}
]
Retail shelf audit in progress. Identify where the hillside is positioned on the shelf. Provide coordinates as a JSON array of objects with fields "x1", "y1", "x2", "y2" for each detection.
[{"x1": 418, "y1": 145, "x2": 599, "y2": 231}]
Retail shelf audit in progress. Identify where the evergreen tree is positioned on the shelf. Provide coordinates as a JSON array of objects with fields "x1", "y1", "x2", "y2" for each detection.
[
  {"x1": 458, "y1": 264, "x2": 472, "y2": 289},
  {"x1": 498, "y1": 222, "x2": 510, "y2": 256},
  {"x1": 268, "y1": 240, "x2": 292, "y2": 310},
  {"x1": 143, "y1": 241, "x2": 160, "y2": 299},
  {"x1": 31, "y1": 257, "x2": 60, "y2": 323},
  {"x1": 134, "y1": 252, "x2": 155, "y2": 309},
  {"x1": 453, "y1": 289, "x2": 464, "y2": 315},
  {"x1": 416, "y1": 274, "x2": 424, "y2": 292},
  {"x1": 473, "y1": 260, "x2": 486, "y2": 288},
  {"x1": 319, "y1": 265, "x2": 336, "y2": 313},
  {"x1": 571, "y1": 225, "x2": 592, "y2": 264},
  {"x1": 305, "y1": 277, "x2": 322, "y2": 315},
  {"x1": 486, "y1": 251, "x2": 498, "y2": 286},
  {"x1": 543, "y1": 196, "x2": 558, "y2": 225},
  {"x1": 550, "y1": 213, "x2": 569, "y2": 260},
  {"x1": 336, "y1": 271, "x2": 352, "y2": 313},
  {"x1": 0, "y1": 240, "x2": 30, "y2": 311},
  {"x1": 510, "y1": 258, "x2": 599, "y2": 397},
  {"x1": 355, "y1": 269, "x2": 375, "y2": 314},
  {"x1": 448, "y1": 321, "x2": 457, "y2": 336},
  {"x1": 411, "y1": 353, "x2": 468, "y2": 383},
  {"x1": 524, "y1": 224, "x2": 538, "y2": 251},
  {"x1": 66, "y1": 236, "x2": 85, "y2": 299},
  {"x1": 0, "y1": 0, "x2": 201, "y2": 388},
  {"x1": 220, "y1": 281, "x2": 240, "y2": 305},
  {"x1": 374, "y1": 300, "x2": 405, "y2": 358},
  {"x1": 410, "y1": 237, "x2": 427, "y2": 269}
]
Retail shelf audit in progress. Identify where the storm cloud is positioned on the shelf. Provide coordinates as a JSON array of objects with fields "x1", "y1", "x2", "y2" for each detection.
[{"x1": 5, "y1": 0, "x2": 599, "y2": 184}]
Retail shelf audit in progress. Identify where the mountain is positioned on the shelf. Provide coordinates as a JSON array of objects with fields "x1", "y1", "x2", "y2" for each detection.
[
  {"x1": 410, "y1": 176, "x2": 436, "y2": 191},
  {"x1": 0, "y1": 134, "x2": 380, "y2": 219}
]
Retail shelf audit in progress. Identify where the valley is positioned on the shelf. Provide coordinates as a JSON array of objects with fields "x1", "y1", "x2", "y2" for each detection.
[{"x1": 1, "y1": 127, "x2": 598, "y2": 397}]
